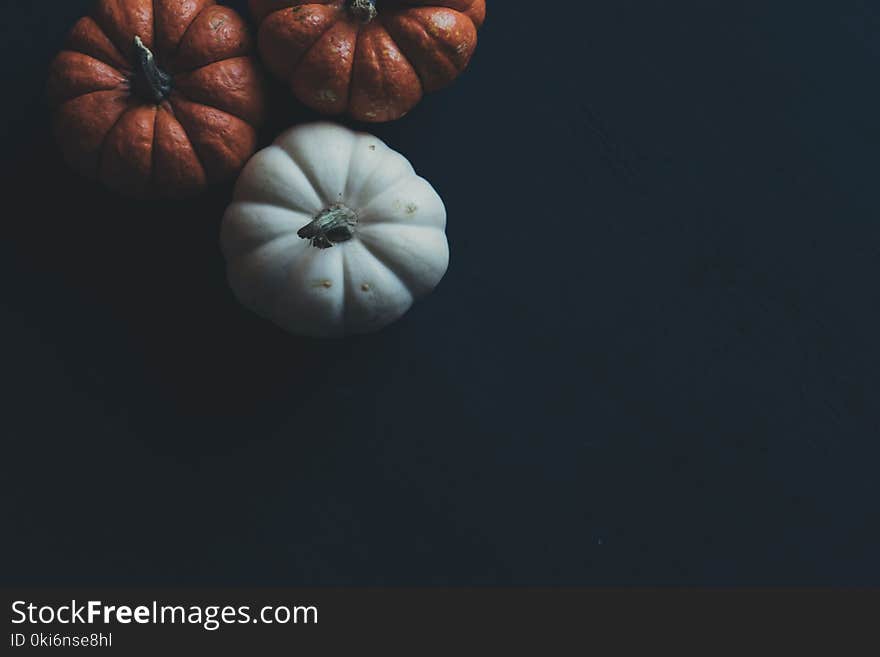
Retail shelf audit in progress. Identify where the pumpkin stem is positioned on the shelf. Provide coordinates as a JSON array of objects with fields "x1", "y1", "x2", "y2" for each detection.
[
  {"x1": 348, "y1": 0, "x2": 378, "y2": 23},
  {"x1": 298, "y1": 205, "x2": 358, "y2": 249},
  {"x1": 132, "y1": 36, "x2": 172, "y2": 104}
]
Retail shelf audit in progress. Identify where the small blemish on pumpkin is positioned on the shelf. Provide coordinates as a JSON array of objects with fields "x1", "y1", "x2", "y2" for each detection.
[
  {"x1": 317, "y1": 89, "x2": 338, "y2": 104},
  {"x1": 361, "y1": 283, "x2": 371, "y2": 292},
  {"x1": 432, "y1": 13, "x2": 456, "y2": 32},
  {"x1": 313, "y1": 279, "x2": 333, "y2": 289},
  {"x1": 369, "y1": 144, "x2": 376, "y2": 151},
  {"x1": 405, "y1": 203, "x2": 418, "y2": 215}
]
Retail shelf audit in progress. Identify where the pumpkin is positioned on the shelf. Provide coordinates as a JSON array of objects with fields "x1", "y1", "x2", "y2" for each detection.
[
  {"x1": 221, "y1": 122, "x2": 449, "y2": 336},
  {"x1": 48, "y1": 0, "x2": 267, "y2": 198},
  {"x1": 249, "y1": 0, "x2": 486, "y2": 122}
]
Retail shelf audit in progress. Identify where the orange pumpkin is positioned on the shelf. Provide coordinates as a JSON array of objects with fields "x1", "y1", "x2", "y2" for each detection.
[
  {"x1": 48, "y1": 0, "x2": 267, "y2": 199},
  {"x1": 250, "y1": 0, "x2": 486, "y2": 122}
]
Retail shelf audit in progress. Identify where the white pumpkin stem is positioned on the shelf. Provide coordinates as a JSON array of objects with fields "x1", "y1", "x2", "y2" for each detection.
[
  {"x1": 132, "y1": 36, "x2": 172, "y2": 104},
  {"x1": 348, "y1": 0, "x2": 377, "y2": 22},
  {"x1": 298, "y1": 205, "x2": 358, "y2": 249}
]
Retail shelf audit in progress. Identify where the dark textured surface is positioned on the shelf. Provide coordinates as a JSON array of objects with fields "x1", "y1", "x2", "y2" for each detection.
[{"x1": 2, "y1": 1, "x2": 879, "y2": 586}]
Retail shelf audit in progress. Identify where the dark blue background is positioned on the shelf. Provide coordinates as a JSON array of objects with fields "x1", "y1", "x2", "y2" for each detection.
[{"x1": 2, "y1": 1, "x2": 879, "y2": 586}]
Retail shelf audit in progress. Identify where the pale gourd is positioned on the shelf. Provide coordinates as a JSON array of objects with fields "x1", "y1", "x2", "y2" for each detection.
[{"x1": 221, "y1": 122, "x2": 449, "y2": 337}]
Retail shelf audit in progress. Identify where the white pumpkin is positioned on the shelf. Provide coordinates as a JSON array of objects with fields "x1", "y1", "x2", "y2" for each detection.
[{"x1": 221, "y1": 122, "x2": 449, "y2": 337}]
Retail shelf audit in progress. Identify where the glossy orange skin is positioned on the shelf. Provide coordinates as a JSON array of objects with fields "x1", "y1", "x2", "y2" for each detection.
[
  {"x1": 48, "y1": 0, "x2": 267, "y2": 199},
  {"x1": 250, "y1": 0, "x2": 485, "y2": 122}
]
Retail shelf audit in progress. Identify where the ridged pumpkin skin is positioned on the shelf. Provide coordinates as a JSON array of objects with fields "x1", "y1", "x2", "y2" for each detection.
[
  {"x1": 250, "y1": 0, "x2": 486, "y2": 122},
  {"x1": 48, "y1": 0, "x2": 267, "y2": 199}
]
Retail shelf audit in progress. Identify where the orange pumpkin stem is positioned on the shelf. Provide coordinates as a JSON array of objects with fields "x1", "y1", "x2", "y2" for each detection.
[
  {"x1": 131, "y1": 36, "x2": 172, "y2": 104},
  {"x1": 348, "y1": 0, "x2": 377, "y2": 23}
]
